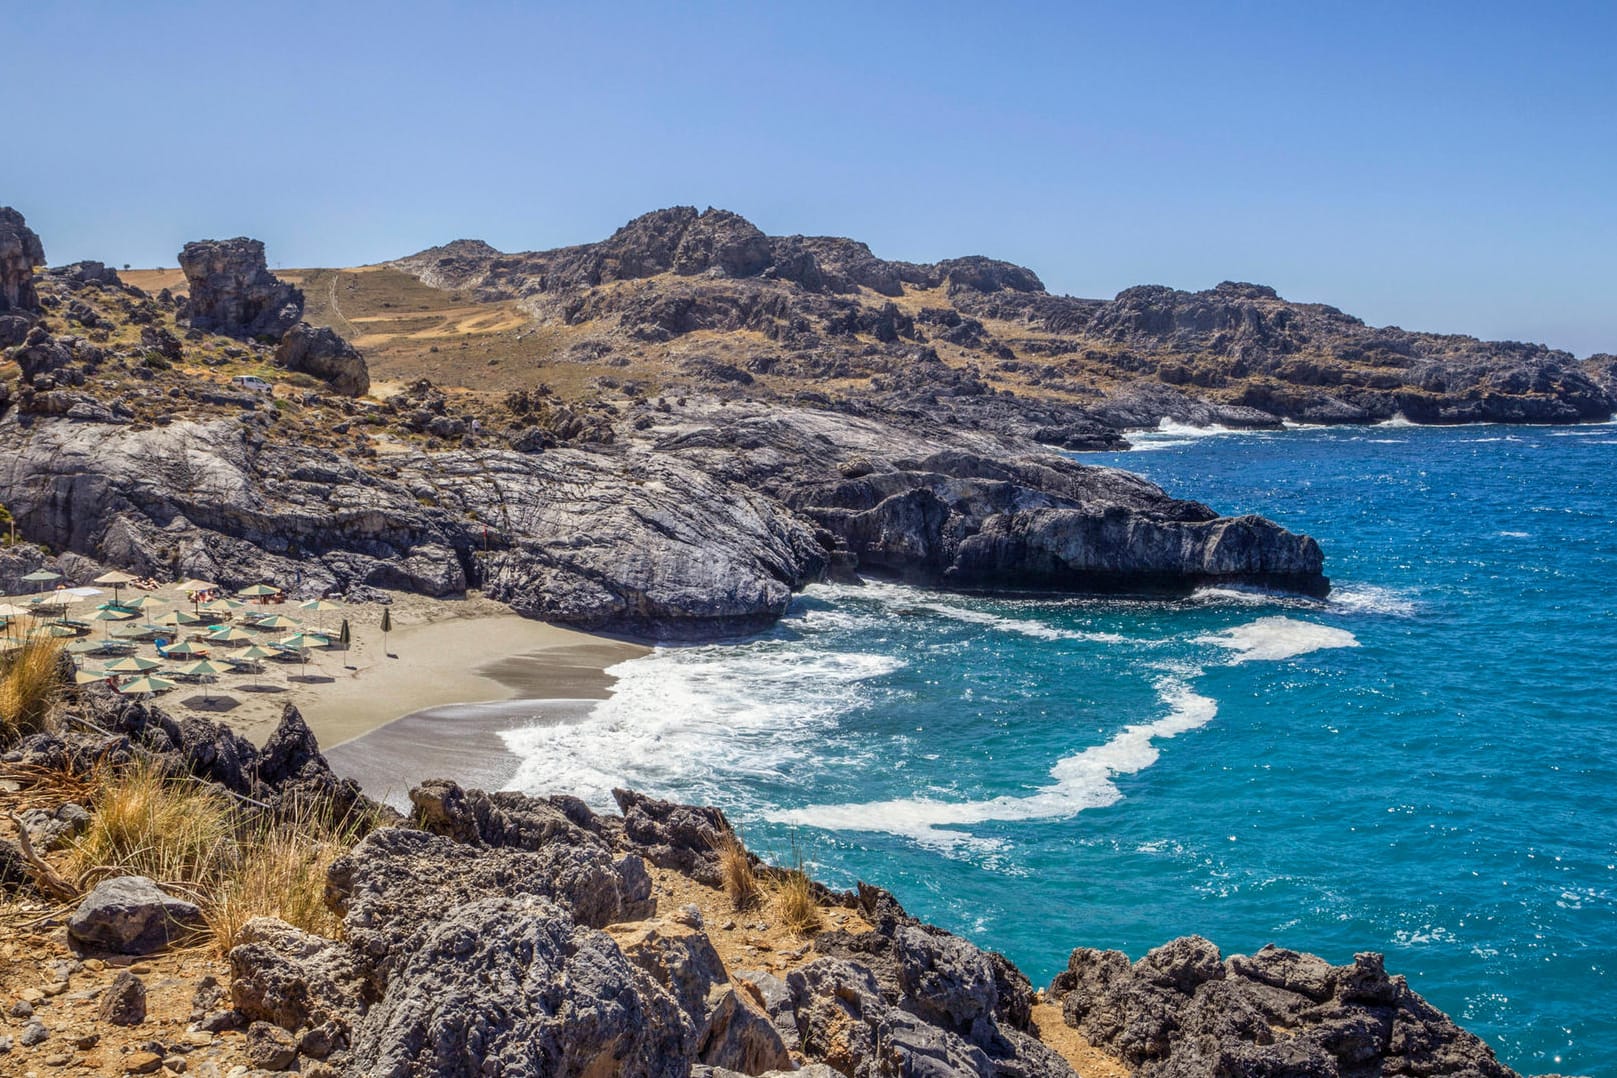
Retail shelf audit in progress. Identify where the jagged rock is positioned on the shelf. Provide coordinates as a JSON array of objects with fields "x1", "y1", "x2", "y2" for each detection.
[
  {"x1": 408, "y1": 779, "x2": 607, "y2": 852},
  {"x1": 896, "y1": 925, "x2": 1000, "y2": 1043},
  {"x1": 67, "y1": 875, "x2": 204, "y2": 954},
  {"x1": 348, "y1": 893, "x2": 691, "y2": 1078},
  {"x1": 139, "y1": 324, "x2": 183, "y2": 360},
  {"x1": 613, "y1": 788, "x2": 731, "y2": 884},
  {"x1": 48, "y1": 260, "x2": 122, "y2": 288},
  {"x1": 1049, "y1": 939, "x2": 1518, "y2": 1078},
  {"x1": 97, "y1": 970, "x2": 147, "y2": 1025},
  {"x1": 275, "y1": 323, "x2": 370, "y2": 396},
  {"x1": 0, "y1": 312, "x2": 32, "y2": 346},
  {"x1": 698, "y1": 986, "x2": 795, "y2": 1074},
  {"x1": 0, "y1": 207, "x2": 45, "y2": 313},
  {"x1": 246, "y1": 1020, "x2": 300, "y2": 1070},
  {"x1": 178, "y1": 237, "x2": 304, "y2": 339},
  {"x1": 228, "y1": 917, "x2": 367, "y2": 1054},
  {"x1": 610, "y1": 918, "x2": 729, "y2": 1030}
]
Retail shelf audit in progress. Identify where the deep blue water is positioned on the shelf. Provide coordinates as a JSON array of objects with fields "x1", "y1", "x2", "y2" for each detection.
[{"x1": 504, "y1": 422, "x2": 1617, "y2": 1075}]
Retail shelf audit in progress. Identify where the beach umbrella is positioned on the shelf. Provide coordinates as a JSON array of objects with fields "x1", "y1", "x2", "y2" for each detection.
[
  {"x1": 237, "y1": 583, "x2": 282, "y2": 599},
  {"x1": 105, "y1": 656, "x2": 163, "y2": 674},
  {"x1": 165, "y1": 639, "x2": 208, "y2": 658},
  {"x1": 159, "y1": 610, "x2": 208, "y2": 627},
  {"x1": 226, "y1": 644, "x2": 277, "y2": 691},
  {"x1": 66, "y1": 639, "x2": 103, "y2": 655},
  {"x1": 175, "y1": 579, "x2": 219, "y2": 614},
  {"x1": 93, "y1": 570, "x2": 136, "y2": 603},
  {"x1": 20, "y1": 569, "x2": 62, "y2": 584},
  {"x1": 121, "y1": 595, "x2": 166, "y2": 611},
  {"x1": 380, "y1": 607, "x2": 392, "y2": 654},
  {"x1": 337, "y1": 618, "x2": 351, "y2": 648},
  {"x1": 201, "y1": 598, "x2": 244, "y2": 617},
  {"x1": 74, "y1": 669, "x2": 111, "y2": 686},
  {"x1": 299, "y1": 599, "x2": 339, "y2": 632},
  {"x1": 253, "y1": 614, "x2": 301, "y2": 631},
  {"x1": 278, "y1": 633, "x2": 329, "y2": 679},
  {"x1": 176, "y1": 658, "x2": 229, "y2": 703},
  {"x1": 205, "y1": 626, "x2": 256, "y2": 645},
  {"x1": 118, "y1": 675, "x2": 177, "y2": 696},
  {"x1": 88, "y1": 608, "x2": 135, "y2": 639}
]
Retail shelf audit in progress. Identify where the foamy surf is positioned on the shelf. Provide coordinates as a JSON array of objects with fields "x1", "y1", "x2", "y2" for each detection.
[
  {"x1": 766, "y1": 680, "x2": 1217, "y2": 850},
  {"x1": 500, "y1": 645, "x2": 905, "y2": 810},
  {"x1": 1196, "y1": 616, "x2": 1359, "y2": 663}
]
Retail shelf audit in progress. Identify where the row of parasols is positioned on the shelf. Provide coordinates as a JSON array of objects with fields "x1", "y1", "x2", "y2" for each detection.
[{"x1": 1, "y1": 570, "x2": 383, "y2": 699}]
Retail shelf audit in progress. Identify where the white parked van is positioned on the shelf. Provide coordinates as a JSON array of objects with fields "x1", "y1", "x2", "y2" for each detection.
[{"x1": 232, "y1": 375, "x2": 272, "y2": 393}]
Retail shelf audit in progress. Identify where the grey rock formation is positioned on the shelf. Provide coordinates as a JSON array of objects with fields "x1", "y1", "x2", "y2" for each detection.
[
  {"x1": 18, "y1": 802, "x2": 91, "y2": 851},
  {"x1": 1049, "y1": 937, "x2": 1518, "y2": 1078},
  {"x1": 66, "y1": 875, "x2": 204, "y2": 954},
  {"x1": 275, "y1": 323, "x2": 371, "y2": 396},
  {"x1": 229, "y1": 917, "x2": 367, "y2": 1057},
  {"x1": 178, "y1": 237, "x2": 304, "y2": 339},
  {"x1": 98, "y1": 970, "x2": 147, "y2": 1025},
  {"x1": 0, "y1": 207, "x2": 45, "y2": 313}
]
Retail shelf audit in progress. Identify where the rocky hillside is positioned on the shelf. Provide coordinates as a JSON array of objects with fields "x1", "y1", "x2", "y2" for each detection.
[
  {"x1": 0, "y1": 207, "x2": 1330, "y2": 638},
  {"x1": 381, "y1": 206, "x2": 1614, "y2": 434},
  {"x1": 0, "y1": 689, "x2": 1534, "y2": 1078}
]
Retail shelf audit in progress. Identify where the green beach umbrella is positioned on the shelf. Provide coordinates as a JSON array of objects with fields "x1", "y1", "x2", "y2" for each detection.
[
  {"x1": 176, "y1": 658, "x2": 229, "y2": 703},
  {"x1": 66, "y1": 639, "x2": 103, "y2": 655},
  {"x1": 21, "y1": 569, "x2": 62, "y2": 584},
  {"x1": 121, "y1": 595, "x2": 166, "y2": 611},
  {"x1": 105, "y1": 656, "x2": 162, "y2": 673},
  {"x1": 164, "y1": 639, "x2": 208, "y2": 658},
  {"x1": 159, "y1": 610, "x2": 208, "y2": 627},
  {"x1": 380, "y1": 607, "x2": 392, "y2": 654},
  {"x1": 118, "y1": 675, "x2": 177, "y2": 695},
  {"x1": 74, "y1": 669, "x2": 111, "y2": 685},
  {"x1": 278, "y1": 632, "x2": 329, "y2": 678},
  {"x1": 300, "y1": 598, "x2": 339, "y2": 632},
  {"x1": 236, "y1": 583, "x2": 282, "y2": 598},
  {"x1": 205, "y1": 626, "x2": 256, "y2": 645},
  {"x1": 226, "y1": 644, "x2": 277, "y2": 690},
  {"x1": 253, "y1": 614, "x2": 301, "y2": 631},
  {"x1": 88, "y1": 608, "x2": 135, "y2": 639}
]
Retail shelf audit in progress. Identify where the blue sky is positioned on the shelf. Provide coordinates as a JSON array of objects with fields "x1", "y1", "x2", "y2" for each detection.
[{"x1": 6, "y1": 1, "x2": 1615, "y2": 354}]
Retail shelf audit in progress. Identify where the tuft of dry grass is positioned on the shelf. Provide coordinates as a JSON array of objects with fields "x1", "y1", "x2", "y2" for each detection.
[
  {"x1": 63, "y1": 759, "x2": 237, "y2": 889},
  {"x1": 0, "y1": 639, "x2": 66, "y2": 743},
  {"x1": 716, "y1": 832, "x2": 760, "y2": 912},
  {"x1": 62, "y1": 762, "x2": 356, "y2": 952},
  {"x1": 773, "y1": 863, "x2": 823, "y2": 936},
  {"x1": 203, "y1": 815, "x2": 347, "y2": 954}
]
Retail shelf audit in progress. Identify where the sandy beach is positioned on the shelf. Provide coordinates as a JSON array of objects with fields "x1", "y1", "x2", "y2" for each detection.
[{"x1": 17, "y1": 582, "x2": 648, "y2": 798}]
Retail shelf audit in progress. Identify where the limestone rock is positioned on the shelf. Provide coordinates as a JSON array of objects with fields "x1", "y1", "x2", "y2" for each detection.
[
  {"x1": 228, "y1": 917, "x2": 367, "y2": 1053},
  {"x1": 67, "y1": 875, "x2": 204, "y2": 954},
  {"x1": 1049, "y1": 938, "x2": 1518, "y2": 1078},
  {"x1": 275, "y1": 323, "x2": 370, "y2": 396},
  {"x1": 178, "y1": 237, "x2": 303, "y2": 339},
  {"x1": 0, "y1": 207, "x2": 45, "y2": 313}
]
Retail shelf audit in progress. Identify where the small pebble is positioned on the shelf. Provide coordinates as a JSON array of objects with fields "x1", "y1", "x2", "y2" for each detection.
[
  {"x1": 123, "y1": 1050, "x2": 163, "y2": 1074},
  {"x1": 19, "y1": 988, "x2": 44, "y2": 1003},
  {"x1": 83, "y1": 959, "x2": 105, "y2": 972},
  {"x1": 43, "y1": 1051, "x2": 72, "y2": 1067},
  {"x1": 20, "y1": 1020, "x2": 49, "y2": 1046},
  {"x1": 40, "y1": 982, "x2": 68, "y2": 997},
  {"x1": 72, "y1": 1033, "x2": 99, "y2": 1049},
  {"x1": 164, "y1": 1057, "x2": 188, "y2": 1074},
  {"x1": 9, "y1": 1000, "x2": 34, "y2": 1018}
]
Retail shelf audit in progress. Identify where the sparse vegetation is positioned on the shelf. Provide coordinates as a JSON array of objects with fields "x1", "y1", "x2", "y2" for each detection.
[
  {"x1": 0, "y1": 639, "x2": 66, "y2": 742},
  {"x1": 60, "y1": 760, "x2": 358, "y2": 952},
  {"x1": 772, "y1": 849, "x2": 823, "y2": 935},
  {"x1": 716, "y1": 831, "x2": 760, "y2": 911}
]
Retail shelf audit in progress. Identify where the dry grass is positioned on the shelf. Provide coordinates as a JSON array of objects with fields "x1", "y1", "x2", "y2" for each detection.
[
  {"x1": 773, "y1": 864, "x2": 823, "y2": 936},
  {"x1": 203, "y1": 814, "x2": 347, "y2": 953},
  {"x1": 63, "y1": 760, "x2": 237, "y2": 890},
  {"x1": 61, "y1": 761, "x2": 356, "y2": 952},
  {"x1": 716, "y1": 832, "x2": 761, "y2": 912},
  {"x1": 0, "y1": 638, "x2": 66, "y2": 742}
]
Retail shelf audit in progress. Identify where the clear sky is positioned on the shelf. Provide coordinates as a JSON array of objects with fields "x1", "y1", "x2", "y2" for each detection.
[{"x1": 7, "y1": 1, "x2": 1615, "y2": 355}]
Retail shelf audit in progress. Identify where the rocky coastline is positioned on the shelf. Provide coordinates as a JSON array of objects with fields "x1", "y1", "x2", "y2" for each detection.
[{"x1": 0, "y1": 691, "x2": 1539, "y2": 1077}]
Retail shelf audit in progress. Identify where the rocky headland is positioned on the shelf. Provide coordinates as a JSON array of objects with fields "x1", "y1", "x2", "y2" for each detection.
[
  {"x1": 0, "y1": 688, "x2": 1539, "y2": 1078},
  {"x1": 0, "y1": 207, "x2": 1328, "y2": 639}
]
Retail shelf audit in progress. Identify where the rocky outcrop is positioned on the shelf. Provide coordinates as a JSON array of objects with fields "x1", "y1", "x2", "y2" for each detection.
[
  {"x1": 0, "y1": 401, "x2": 1329, "y2": 635},
  {"x1": 178, "y1": 237, "x2": 304, "y2": 339},
  {"x1": 0, "y1": 206, "x2": 45, "y2": 314},
  {"x1": 1049, "y1": 936, "x2": 1516, "y2": 1078},
  {"x1": 275, "y1": 322, "x2": 371, "y2": 396}
]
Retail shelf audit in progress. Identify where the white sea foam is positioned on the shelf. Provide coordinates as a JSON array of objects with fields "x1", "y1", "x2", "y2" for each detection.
[
  {"x1": 766, "y1": 679, "x2": 1217, "y2": 850},
  {"x1": 1327, "y1": 584, "x2": 1418, "y2": 617},
  {"x1": 803, "y1": 580, "x2": 1123, "y2": 643},
  {"x1": 500, "y1": 644, "x2": 904, "y2": 810},
  {"x1": 1196, "y1": 616, "x2": 1359, "y2": 663},
  {"x1": 1375, "y1": 413, "x2": 1418, "y2": 428}
]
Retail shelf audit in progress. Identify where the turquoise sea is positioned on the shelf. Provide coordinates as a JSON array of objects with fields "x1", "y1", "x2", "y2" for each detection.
[{"x1": 503, "y1": 421, "x2": 1617, "y2": 1075}]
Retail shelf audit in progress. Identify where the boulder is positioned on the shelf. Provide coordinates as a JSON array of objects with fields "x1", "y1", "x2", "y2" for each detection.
[
  {"x1": 0, "y1": 207, "x2": 45, "y2": 313},
  {"x1": 17, "y1": 802, "x2": 91, "y2": 851},
  {"x1": 1049, "y1": 938, "x2": 1519, "y2": 1078},
  {"x1": 275, "y1": 322, "x2": 370, "y2": 396},
  {"x1": 178, "y1": 237, "x2": 303, "y2": 339},
  {"x1": 67, "y1": 874, "x2": 204, "y2": 954},
  {"x1": 228, "y1": 917, "x2": 368, "y2": 1053}
]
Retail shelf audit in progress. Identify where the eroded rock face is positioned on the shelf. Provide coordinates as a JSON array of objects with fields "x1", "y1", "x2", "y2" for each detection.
[
  {"x1": 1050, "y1": 937, "x2": 1518, "y2": 1078},
  {"x1": 0, "y1": 207, "x2": 45, "y2": 314},
  {"x1": 178, "y1": 237, "x2": 304, "y2": 339},
  {"x1": 275, "y1": 323, "x2": 370, "y2": 396}
]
